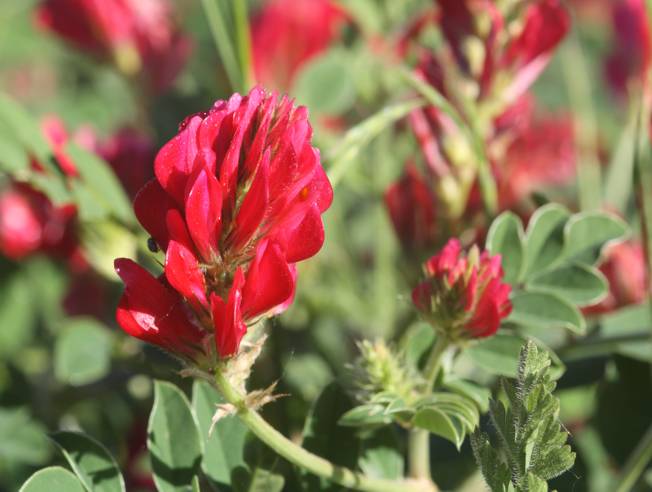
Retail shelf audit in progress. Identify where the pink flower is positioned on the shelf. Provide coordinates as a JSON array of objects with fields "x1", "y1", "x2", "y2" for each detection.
[
  {"x1": 115, "y1": 87, "x2": 333, "y2": 361},
  {"x1": 384, "y1": 163, "x2": 437, "y2": 251},
  {"x1": 251, "y1": 0, "x2": 347, "y2": 90},
  {"x1": 412, "y1": 239, "x2": 512, "y2": 338},
  {"x1": 36, "y1": 0, "x2": 191, "y2": 92}
]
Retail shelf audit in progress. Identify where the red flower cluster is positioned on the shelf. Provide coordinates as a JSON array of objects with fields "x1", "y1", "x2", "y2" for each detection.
[
  {"x1": 36, "y1": 0, "x2": 191, "y2": 92},
  {"x1": 115, "y1": 87, "x2": 333, "y2": 361},
  {"x1": 251, "y1": 0, "x2": 347, "y2": 90},
  {"x1": 412, "y1": 239, "x2": 512, "y2": 339}
]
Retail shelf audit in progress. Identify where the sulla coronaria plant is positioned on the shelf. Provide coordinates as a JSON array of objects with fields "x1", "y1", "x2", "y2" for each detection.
[{"x1": 5, "y1": 1, "x2": 652, "y2": 492}]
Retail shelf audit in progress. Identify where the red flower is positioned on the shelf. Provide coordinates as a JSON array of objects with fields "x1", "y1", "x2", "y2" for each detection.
[
  {"x1": 115, "y1": 87, "x2": 333, "y2": 361},
  {"x1": 384, "y1": 163, "x2": 437, "y2": 251},
  {"x1": 585, "y1": 241, "x2": 648, "y2": 314},
  {"x1": 412, "y1": 239, "x2": 512, "y2": 338},
  {"x1": 36, "y1": 0, "x2": 191, "y2": 92},
  {"x1": 251, "y1": 0, "x2": 347, "y2": 90},
  {"x1": 497, "y1": 112, "x2": 576, "y2": 209},
  {"x1": 604, "y1": 0, "x2": 651, "y2": 97}
]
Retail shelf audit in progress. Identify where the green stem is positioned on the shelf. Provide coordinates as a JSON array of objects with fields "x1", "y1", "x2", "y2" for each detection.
[
  {"x1": 232, "y1": 0, "x2": 253, "y2": 91},
  {"x1": 408, "y1": 336, "x2": 450, "y2": 482},
  {"x1": 560, "y1": 33, "x2": 602, "y2": 211},
  {"x1": 615, "y1": 423, "x2": 652, "y2": 492},
  {"x1": 214, "y1": 372, "x2": 432, "y2": 492},
  {"x1": 200, "y1": 0, "x2": 241, "y2": 92}
]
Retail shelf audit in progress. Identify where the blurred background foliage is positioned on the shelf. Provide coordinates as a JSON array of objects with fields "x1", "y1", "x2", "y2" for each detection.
[{"x1": 0, "y1": 0, "x2": 651, "y2": 491}]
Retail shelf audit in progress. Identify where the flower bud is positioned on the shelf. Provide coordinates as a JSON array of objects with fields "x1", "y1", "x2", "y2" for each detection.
[{"x1": 412, "y1": 239, "x2": 512, "y2": 339}]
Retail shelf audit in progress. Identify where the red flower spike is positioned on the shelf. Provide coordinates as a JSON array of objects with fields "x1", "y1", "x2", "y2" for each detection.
[
  {"x1": 115, "y1": 87, "x2": 332, "y2": 362},
  {"x1": 412, "y1": 239, "x2": 512, "y2": 339}
]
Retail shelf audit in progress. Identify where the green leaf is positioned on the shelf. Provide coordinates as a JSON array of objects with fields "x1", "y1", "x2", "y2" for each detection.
[
  {"x1": 527, "y1": 264, "x2": 608, "y2": 306},
  {"x1": 327, "y1": 99, "x2": 424, "y2": 186},
  {"x1": 50, "y1": 431, "x2": 125, "y2": 492},
  {"x1": 358, "y1": 428, "x2": 404, "y2": 480},
  {"x1": 293, "y1": 50, "x2": 356, "y2": 115},
  {"x1": 64, "y1": 143, "x2": 134, "y2": 225},
  {"x1": 0, "y1": 92, "x2": 54, "y2": 168},
  {"x1": 338, "y1": 404, "x2": 394, "y2": 427},
  {"x1": 443, "y1": 378, "x2": 491, "y2": 413},
  {"x1": 192, "y1": 380, "x2": 247, "y2": 486},
  {"x1": 19, "y1": 467, "x2": 86, "y2": 492},
  {"x1": 0, "y1": 407, "x2": 50, "y2": 466},
  {"x1": 413, "y1": 407, "x2": 464, "y2": 449},
  {"x1": 509, "y1": 291, "x2": 586, "y2": 334},
  {"x1": 523, "y1": 204, "x2": 570, "y2": 278},
  {"x1": 0, "y1": 131, "x2": 29, "y2": 172},
  {"x1": 486, "y1": 211, "x2": 525, "y2": 284},
  {"x1": 283, "y1": 354, "x2": 333, "y2": 401},
  {"x1": 561, "y1": 212, "x2": 629, "y2": 265},
  {"x1": 54, "y1": 318, "x2": 112, "y2": 386},
  {"x1": 0, "y1": 269, "x2": 36, "y2": 359},
  {"x1": 148, "y1": 381, "x2": 203, "y2": 492},
  {"x1": 464, "y1": 333, "x2": 524, "y2": 377},
  {"x1": 232, "y1": 441, "x2": 285, "y2": 492},
  {"x1": 302, "y1": 383, "x2": 360, "y2": 491}
]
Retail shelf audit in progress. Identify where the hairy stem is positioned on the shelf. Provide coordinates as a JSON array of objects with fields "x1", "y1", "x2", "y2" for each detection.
[
  {"x1": 214, "y1": 371, "x2": 433, "y2": 492},
  {"x1": 408, "y1": 336, "x2": 450, "y2": 482}
]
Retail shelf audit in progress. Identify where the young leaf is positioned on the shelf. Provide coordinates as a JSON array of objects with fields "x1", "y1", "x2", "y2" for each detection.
[
  {"x1": 19, "y1": 467, "x2": 86, "y2": 492},
  {"x1": 526, "y1": 263, "x2": 608, "y2": 306},
  {"x1": 486, "y1": 211, "x2": 525, "y2": 284},
  {"x1": 49, "y1": 431, "x2": 125, "y2": 492},
  {"x1": 522, "y1": 204, "x2": 570, "y2": 278},
  {"x1": 508, "y1": 291, "x2": 586, "y2": 334},
  {"x1": 192, "y1": 380, "x2": 247, "y2": 486},
  {"x1": 471, "y1": 341, "x2": 576, "y2": 492},
  {"x1": 561, "y1": 212, "x2": 629, "y2": 265},
  {"x1": 148, "y1": 381, "x2": 203, "y2": 492}
]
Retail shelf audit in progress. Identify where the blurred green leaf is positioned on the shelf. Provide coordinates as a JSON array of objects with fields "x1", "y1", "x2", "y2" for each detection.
[
  {"x1": 0, "y1": 269, "x2": 35, "y2": 359},
  {"x1": 561, "y1": 212, "x2": 629, "y2": 265},
  {"x1": 523, "y1": 204, "x2": 570, "y2": 278},
  {"x1": 0, "y1": 407, "x2": 50, "y2": 466},
  {"x1": 232, "y1": 441, "x2": 285, "y2": 492},
  {"x1": 148, "y1": 381, "x2": 203, "y2": 492},
  {"x1": 50, "y1": 431, "x2": 125, "y2": 492},
  {"x1": 464, "y1": 333, "x2": 524, "y2": 377},
  {"x1": 327, "y1": 99, "x2": 423, "y2": 186},
  {"x1": 339, "y1": 404, "x2": 394, "y2": 427},
  {"x1": 0, "y1": 131, "x2": 29, "y2": 172},
  {"x1": 486, "y1": 211, "x2": 525, "y2": 284},
  {"x1": 509, "y1": 291, "x2": 586, "y2": 334},
  {"x1": 301, "y1": 383, "x2": 360, "y2": 491},
  {"x1": 192, "y1": 380, "x2": 247, "y2": 486},
  {"x1": 294, "y1": 50, "x2": 356, "y2": 115},
  {"x1": 54, "y1": 318, "x2": 112, "y2": 386},
  {"x1": 19, "y1": 467, "x2": 86, "y2": 492},
  {"x1": 527, "y1": 264, "x2": 608, "y2": 306},
  {"x1": 283, "y1": 354, "x2": 333, "y2": 401},
  {"x1": 65, "y1": 144, "x2": 133, "y2": 225},
  {"x1": 603, "y1": 110, "x2": 637, "y2": 213}
]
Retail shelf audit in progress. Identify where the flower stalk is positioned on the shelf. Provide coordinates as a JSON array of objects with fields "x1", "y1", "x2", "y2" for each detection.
[
  {"x1": 214, "y1": 370, "x2": 433, "y2": 492},
  {"x1": 408, "y1": 335, "x2": 450, "y2": 483}
]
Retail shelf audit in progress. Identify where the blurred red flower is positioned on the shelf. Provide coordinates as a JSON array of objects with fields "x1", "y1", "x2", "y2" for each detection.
[
  {"x1": 36, "y1": 0, "x2": 191, "y2": 92},
  {"x1": 497, "y1": 113, "x2": 576, "y2": 209},
  {"x1": 384, "y1": 163, "x2": 437, "y2": 252},
  {"x1": 251, "y1": 0, "x2": 347, "y2": 90},
  {"x1": 116, "y1": 87, "x2": 333, "y2": 361},
  {"x1": 604, "y1": 0, "x2": 651, "y2": 97},
  {"x1": 412, "y1": 238, "x2": 512, "y2": 339}
]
